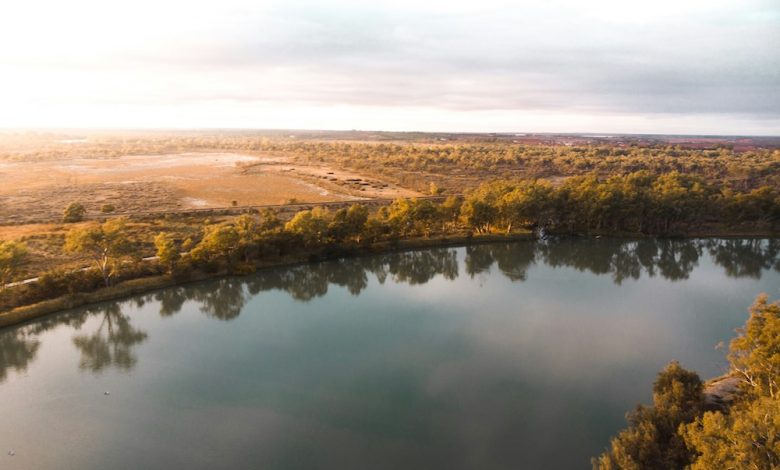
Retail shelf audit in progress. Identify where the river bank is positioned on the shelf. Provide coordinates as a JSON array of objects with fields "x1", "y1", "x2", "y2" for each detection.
[
  {"x1": 0, "y1": 232, "x2": 534, "y2": 328},
  {"x1": 3, "y1": 229, "x2": 779, "y2": 329}
]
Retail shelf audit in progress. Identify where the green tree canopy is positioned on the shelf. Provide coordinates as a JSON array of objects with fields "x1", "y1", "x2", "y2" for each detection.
[
  {"x1": 64, "y1": 218, "x2": 132, "y2": 286},
  {"x1": 683, "y1": 397, "x2": 780, "y2": 469},
  {"x1": 62, "y1": 202, "x2": 87, "y2": 223},
  {"x1": 285, "y1": 208, "x2": 330, "y2": 245},
  {"x1": 0, "y1": 240, "x2": 28, "y2": 288},
  {"x1": 154, "y1": 232, "x2": 179, "y2": 274},
  {"x1": 190, "y1": 223, "x2": 240, "y2": 267},
  {"x1": 598, "y1": 295, "x2": 780, "y2": 470},
  {"x1": 594, "y1": 361, "x2": 704, "y2": 470},
  {"x1": 328, "y1": 204, "x2": 369, "y2": 242},
  {"x1": 729, "y1": 294, "x2": 780, "y2": 399},
  {"x1": 460, "y1": 198, "x2": 498, "y2": 233}
]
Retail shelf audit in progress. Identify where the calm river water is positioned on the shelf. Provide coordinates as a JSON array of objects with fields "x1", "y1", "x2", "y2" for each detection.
[{"x1": 1, "y1": 238, "x2": 779, "y2": 469}]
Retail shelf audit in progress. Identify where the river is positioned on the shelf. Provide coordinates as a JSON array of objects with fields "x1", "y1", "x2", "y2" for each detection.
[{"x1": 1, "y1": 238, "x2": 779, "y2": 469}]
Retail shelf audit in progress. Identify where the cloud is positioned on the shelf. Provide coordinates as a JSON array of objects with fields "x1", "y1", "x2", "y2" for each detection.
[{"x1": 0, "y1": 0, "x2": 777, "y2": 132}]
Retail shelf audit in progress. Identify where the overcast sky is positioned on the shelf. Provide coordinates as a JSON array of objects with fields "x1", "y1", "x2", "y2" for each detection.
[{"x1": 0, "y1": 0, "x2": 777, "y2": 134}]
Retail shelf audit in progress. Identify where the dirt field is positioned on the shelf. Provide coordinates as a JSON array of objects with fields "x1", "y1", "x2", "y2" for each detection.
[{"x1": 0, "y1": 152, "x2": 419, "y2": 224}]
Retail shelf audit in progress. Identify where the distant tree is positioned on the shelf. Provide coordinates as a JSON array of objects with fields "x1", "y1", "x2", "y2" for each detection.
[
  {"x1": 154, "y1": 232, "x2": 179, "y2": 274},
  {"x1": 181, "y1": 237, "x2": 195, "y2": 253},
  {"x1": 189, "y1": 223, "x2": 240, "y2": 268},
  {"x1": 234, "y1": 214, "x2": 256, "y2": 241},
  {"x1": 100, "y1": 204, "x2": 115, "y2": 213},
  {"x1": 329, "y1": 204, "x2": 368, "y2": 242},
  {"x1": 383, "y1": 199, "x2": 414, "y2": 235},
  {"x1": 362, "y1": 217, "x2": 391, "y2": 243},
  {"x1": 409, "y1": 199, "x2": 441, "y2": 236},
  {"x1": 0, "y1": 240, "x2": 28, "y2": 288},
  {"x1": 345, "y1": 204, "x2": 369, "y2": 242},
  {"x1": 460, "y1": 198, "x2": 497, "y2": 233},
  {"x1": 64, "y1": 218, "x2": 132, "y2": 287},
  {"x1": 727, "y1": 186, "x2": 780, "y2": 227},
  {"x1": 285, "y1": 208, "x2": 330, "y2": 245},
  {"x1": 439, "y1": 196, "x2": 462, "y2": 229},
  {"x1": 234, "y1": 214, "x2": 258, "y2": 262},
  {"x1": 63, "y1": 202, "x2": 86, "y2": 223},
  {"x1": 651, "y1": 173, "x2": 710, "y2": 233},
  {"x1": 382, "y1": 198, "x2": 442, "y2": 237},
  {"x1": 429, "y1": 182, "x2": 443, "y2": 195},
  {"x1": 498, "y1": 180, "x2": 556, "y2": 232},
  {"x1": 259, "y1": 209, "x2": 283, "y2": 232}
]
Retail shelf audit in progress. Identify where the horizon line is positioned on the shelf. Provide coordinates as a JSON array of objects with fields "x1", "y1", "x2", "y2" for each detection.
[{"x1": 1, "y1": 127, "x2": 778, "y2": 139}]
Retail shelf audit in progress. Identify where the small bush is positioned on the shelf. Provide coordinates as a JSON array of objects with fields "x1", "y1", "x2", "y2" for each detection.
[{"x1": 62, "y1": 202, "x2": 86, "y2": 223}]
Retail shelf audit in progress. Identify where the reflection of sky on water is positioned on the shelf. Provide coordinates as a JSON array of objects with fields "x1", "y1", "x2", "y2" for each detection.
[{"x1": 0, "y1": 238, "x2": 779, "y2": 469}]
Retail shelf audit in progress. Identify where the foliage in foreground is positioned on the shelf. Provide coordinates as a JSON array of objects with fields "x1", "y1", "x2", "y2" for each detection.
[
  {"x1": 594, "y1": 362, "x2": 704, "y2": 469},
  {"x1": 594, "y1": 295, "x2": 780, "y2": 469},
  {"x1": 682, "y1": 397, "x2": 779, "y2": 470}
]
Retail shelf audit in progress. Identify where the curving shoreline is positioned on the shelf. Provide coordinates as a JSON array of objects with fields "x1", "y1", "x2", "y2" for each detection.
[
  {"x1": 3, "y1": 230, "x2": 780, "y2": 329},
  {"x1": 0, "y1": 232, "x2": 533, "y2": 329}
]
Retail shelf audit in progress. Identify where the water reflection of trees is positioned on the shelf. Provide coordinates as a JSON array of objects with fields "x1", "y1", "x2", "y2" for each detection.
[
  {"x1": 71, "y1": 303, "x2": 148, "y2": 372},
  {"x1": 1, "y1": 238, "x2": 777, "y2": 381},
  {"x1": 190, "y1": 279, "x2": 248, "y2": 321},
  {"x1": 537, "y1": 238, "x2": 704, "y2": 283},
  {"x1": 0, "y1": 301, "x2": 149, "y2": 381},
  {"x1": 243, "y1": 248, "x2": 458, "y2": 303},
  {"x1": 467, "y1": 243, "x2": 536, "y2": 281},
  {"x1": 465, "y1": 238, "x2": 778, "y2": 285},
  {"x1": 706, "y1": 238, "x2": 780, "y2": 279},
  {"x1": 0, "y1": 327, "x2": 40, "y2": 383},
  {"x1": 154, "y1": 287, "x2": 188, "y2": 317},
  {"x1": 147, "y1": 239, "x2": 779, "y2": 319}
]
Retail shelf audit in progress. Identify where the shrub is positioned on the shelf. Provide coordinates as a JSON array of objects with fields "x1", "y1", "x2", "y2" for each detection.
[{"x1": 62, "y1": 202, "x2": 86, "y2": 223}]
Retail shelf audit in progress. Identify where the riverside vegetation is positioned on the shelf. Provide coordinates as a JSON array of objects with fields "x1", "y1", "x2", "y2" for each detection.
[
  {"x1": 1, "y1": 170, "x2": 780, "y2": 319},
  {"x1": 594, "y1": 295, "x2": 780, "y2": 469}
]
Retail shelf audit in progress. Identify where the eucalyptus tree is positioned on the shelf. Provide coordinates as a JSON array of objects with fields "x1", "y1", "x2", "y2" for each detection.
[{"x1": 64, "y1": 218, "x2": 132, "y2": 287}]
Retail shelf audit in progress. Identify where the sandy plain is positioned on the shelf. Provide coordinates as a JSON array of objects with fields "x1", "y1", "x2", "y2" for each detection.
[{"x1": 0, "y1": 152, "x2": 419, "y2": 223}]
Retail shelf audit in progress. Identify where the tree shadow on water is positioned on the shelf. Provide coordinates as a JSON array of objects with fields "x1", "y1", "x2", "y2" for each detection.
[
  {"x1": 463, "y1": 237, "x2": 779, "y2": 285},
  {"x1": 71, "y1": 302, "x2": 148, "y2": 373},
  {"x1": 144, "y1": 238, "x2": 780, "y2": 321},
  {"x1": 2, "y1": 238, "x2": 776, "y2": 378},
  {"x1": 0, "y1": 327, "x2": 40, "y2": 383},
  {"x1": 0, "y1": 300, "x2": 150, "y2": 380}
]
